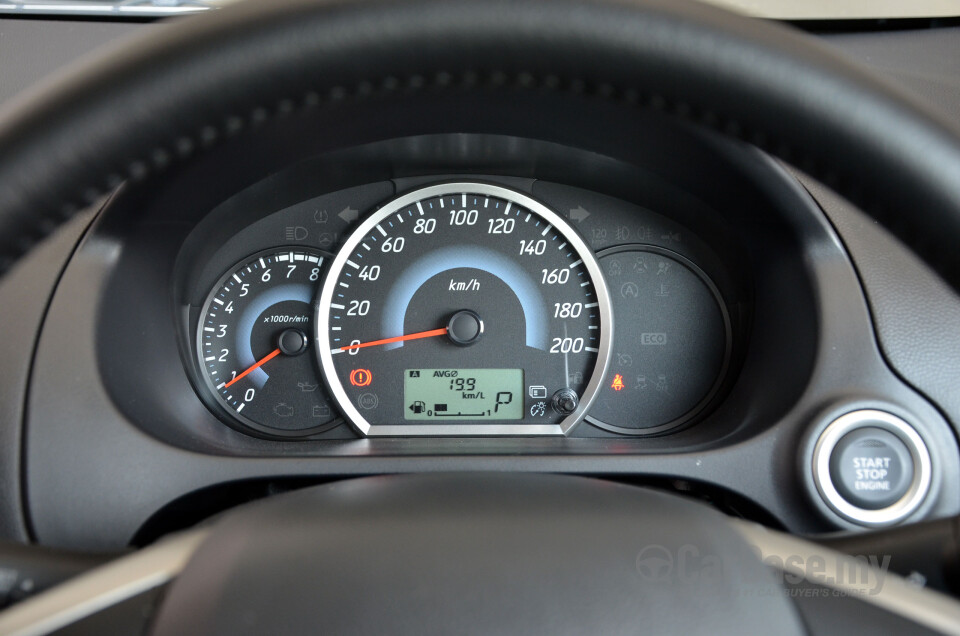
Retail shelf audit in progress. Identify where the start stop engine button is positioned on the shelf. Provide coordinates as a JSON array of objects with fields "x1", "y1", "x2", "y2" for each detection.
[
  {"x1": 812, "y1": 410, "x2": 932, "y2": 527},
  {"x1": 828, "y1": 427, "x2": 913, "y2": 510}
]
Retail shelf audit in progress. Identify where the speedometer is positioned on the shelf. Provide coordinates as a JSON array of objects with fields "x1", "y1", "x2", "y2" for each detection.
[{"x1": 316, "y1": 182, "x2": 612, "y2": 436}]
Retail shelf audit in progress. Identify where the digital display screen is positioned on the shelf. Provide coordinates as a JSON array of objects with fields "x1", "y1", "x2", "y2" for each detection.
[{"x1": 404, "y1": 369, "x2": 523, "y2": 420}]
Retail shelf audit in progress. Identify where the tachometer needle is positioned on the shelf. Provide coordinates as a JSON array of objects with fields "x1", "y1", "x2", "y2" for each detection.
[
  {"x1": 225, "y1": 348, "x2": 281, "y2": 388},
  {"x1": 334, "y1": 327, "x2": 448, "y2": 353}
]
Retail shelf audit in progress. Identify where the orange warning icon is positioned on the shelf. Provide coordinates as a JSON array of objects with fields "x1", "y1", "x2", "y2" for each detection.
[
  {"x1": 611, "y1": 374, "x2": 625, "y2": 391},
  {"x1": 350, "y1": 369, "x2": 373, "y2": 387}
]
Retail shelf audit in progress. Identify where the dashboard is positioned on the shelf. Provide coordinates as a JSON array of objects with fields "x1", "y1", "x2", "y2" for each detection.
[{"x1": 3, "y1": 13, "x2": 960, "y2": 556}]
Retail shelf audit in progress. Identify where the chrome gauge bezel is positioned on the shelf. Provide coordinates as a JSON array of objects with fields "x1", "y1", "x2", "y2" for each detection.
[{"x1": 316, "y1": 182, "x2": 613, "y2": 436}]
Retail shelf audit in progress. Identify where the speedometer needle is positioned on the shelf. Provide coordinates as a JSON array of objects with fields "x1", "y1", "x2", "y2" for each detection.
[
  {"x1": 225, "y1": 348, "x2": 281, "y2": 388},
  {"x1": 334, "y1": 327, "x2": 448, "y2": 353}
]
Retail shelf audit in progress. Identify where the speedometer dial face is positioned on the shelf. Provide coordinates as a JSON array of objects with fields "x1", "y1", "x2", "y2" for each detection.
[{"x1": 316, "y1": 183, "x2": 612, "y2": 436}]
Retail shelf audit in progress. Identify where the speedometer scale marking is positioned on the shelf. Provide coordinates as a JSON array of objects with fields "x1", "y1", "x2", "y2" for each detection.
[{"x1": 317, "y1": 183, "x2": 612, "y2": 436}]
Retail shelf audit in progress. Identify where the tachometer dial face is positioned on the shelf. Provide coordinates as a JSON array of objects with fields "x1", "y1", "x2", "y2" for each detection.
[
  {"x1": 196, "y1": 248, "x2": 340, "y2": 437},
  {"x1": 316, "y1": 183, "x2": 612, "y2": 436}
]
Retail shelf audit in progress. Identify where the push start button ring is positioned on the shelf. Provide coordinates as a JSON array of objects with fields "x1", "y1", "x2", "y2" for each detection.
[{"x1": 813, "y1": 410, "x2": 932, "y2": 527}]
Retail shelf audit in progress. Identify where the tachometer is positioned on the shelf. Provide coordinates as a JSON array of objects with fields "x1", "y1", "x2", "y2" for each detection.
[
  {"x1": 316, "y1": 183, "x2": 612, "y2": 436},
  {"x1": 196, "y1": 248, "x2": 340, "y2": 437}
]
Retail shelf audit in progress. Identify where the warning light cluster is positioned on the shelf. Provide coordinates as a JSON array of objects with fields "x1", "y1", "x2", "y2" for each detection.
[{"x1": 611, "y1": 374, "x2": 625, "y2": 391}]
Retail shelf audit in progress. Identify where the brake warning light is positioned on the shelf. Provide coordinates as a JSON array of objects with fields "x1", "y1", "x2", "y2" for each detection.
[{"x1": 350, "y1": 369, "x2": 373, "y2": 387}]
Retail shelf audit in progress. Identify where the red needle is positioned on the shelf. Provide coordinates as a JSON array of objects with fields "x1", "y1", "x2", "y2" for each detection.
[
  {"x1": 335, "y1": 327, "x2": 448, "y2": 353},
  {"x1": 225, "y1": 348, "x2": 281, "y2": 388}
]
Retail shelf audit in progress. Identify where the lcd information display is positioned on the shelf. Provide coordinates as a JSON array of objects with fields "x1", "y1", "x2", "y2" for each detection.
[{"x1": 404, "y1": 369, "x2": 523, "y2": 420}]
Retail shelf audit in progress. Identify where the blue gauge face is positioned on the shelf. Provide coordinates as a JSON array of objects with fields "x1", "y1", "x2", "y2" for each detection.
[
  {"x1": 197, "y1": 248, "x2": 340, "y2": 437},
  {"x1": 316, "y1": 183, "x2": 613, "y2": 437}
]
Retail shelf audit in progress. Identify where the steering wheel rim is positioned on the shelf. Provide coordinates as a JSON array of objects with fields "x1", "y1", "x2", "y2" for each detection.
[
  {"x1": 145, "y1": 474, "x2": 811, "y2": 634},
  {"x1": 1, "y1": 0, "x2": 960, "y2": 290}
]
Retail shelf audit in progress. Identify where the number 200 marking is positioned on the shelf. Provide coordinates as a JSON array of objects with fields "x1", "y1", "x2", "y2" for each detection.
[{"x1": 550, "y1": 337, "x2": 584, "y2": 353}]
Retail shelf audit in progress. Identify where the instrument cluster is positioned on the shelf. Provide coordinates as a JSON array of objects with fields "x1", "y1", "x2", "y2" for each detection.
[{"x1": 182, "y1": 176, "x2": 743, "y2": 439}]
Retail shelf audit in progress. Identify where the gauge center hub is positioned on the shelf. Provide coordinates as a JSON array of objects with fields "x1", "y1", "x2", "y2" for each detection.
[
  {"x1": 278, "y1": 328, "x2": 308, "y2": 356},
  {"x1": 447, "y1": 310, "x2": 484, "y2": 346}
]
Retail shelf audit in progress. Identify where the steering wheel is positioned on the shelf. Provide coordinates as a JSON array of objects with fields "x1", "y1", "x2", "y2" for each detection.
[{"x1": 2, "y1": 0, "x2": 960, "y2": 633}]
